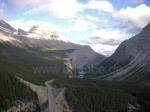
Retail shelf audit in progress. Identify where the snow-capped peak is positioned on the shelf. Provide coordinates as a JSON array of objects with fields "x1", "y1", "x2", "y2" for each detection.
[{"x1": 24, "y1": 25, "x2": 70, "y2": 42}]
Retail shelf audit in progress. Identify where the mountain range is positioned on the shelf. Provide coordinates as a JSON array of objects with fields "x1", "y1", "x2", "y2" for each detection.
[
  {"x1": 0, "y1": 19, "x2": 150, "y2": 83},
  {"x1": 0, "y1": 19, "x2": 150, "y2": 112},
  {"x1": 0, "y1": 19, "x2": 105, "y2": 72},
  {"x1": 99, "y1": 22, "x2": 150, "y2": 83}
]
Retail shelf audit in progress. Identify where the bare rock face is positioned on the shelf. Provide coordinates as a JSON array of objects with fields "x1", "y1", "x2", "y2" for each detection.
[
  {"x1": 18, "y1": 29, "x2": 28, "y2": 36},
  {"x1": 17, "y1": 27, "x2": 105, "y2": 70},
  {"x1": 0, "y1": 19, "x2": 16, "y2": 32},
  {"x1": 5, "y1": 101, "x2": 39, "y2": 112},
  {"x1": 0, "y1": 20, "x2": 105, "y2": 71},
  {"x1": 15, "y1": 37, "x2": 105, "y2": 70},
  {"x1": 100, "y1": 22, "x2": 150, "y2": 82}
]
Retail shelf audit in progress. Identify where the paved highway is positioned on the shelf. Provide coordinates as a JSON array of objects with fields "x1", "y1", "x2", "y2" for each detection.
[{"x1": 45, "y1": 81, "x2": 56, "y2": 112}]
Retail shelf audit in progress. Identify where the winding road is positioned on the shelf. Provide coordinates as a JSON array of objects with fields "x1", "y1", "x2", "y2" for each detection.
[{"x1": 45, "y1": 81, "x2": 56, "y2": 112}]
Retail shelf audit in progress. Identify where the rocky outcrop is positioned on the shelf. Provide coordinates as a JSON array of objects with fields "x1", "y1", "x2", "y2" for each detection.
[
  {"x1": 0, "y1": 19, "x2": 16, "y2": 33},
  {"x1": 5, "y1": 101, "x2": 39, "y2": 112},
  {"x1": 0, "y1": 20, "x2": 105, "y2": 71},
  {"x1": 100, "y1": 22, "x2": 150, "y2": 82}
]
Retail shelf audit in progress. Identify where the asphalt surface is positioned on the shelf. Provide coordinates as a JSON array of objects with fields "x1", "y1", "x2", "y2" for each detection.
[{"x1": 45, "y1": 81, "x2": 56, "y2": 112}]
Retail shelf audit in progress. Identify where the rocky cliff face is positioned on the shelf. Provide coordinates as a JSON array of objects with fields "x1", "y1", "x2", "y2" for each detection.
[
  {"x1": 100, "y1": 22, "x2": 150, "y2": 82},
  {"x1": 0, "y1": 19, "x2": 16, "y2": 33},
  {"x1": 0, "y1": 20, "x2": 105, "y2": 71}
]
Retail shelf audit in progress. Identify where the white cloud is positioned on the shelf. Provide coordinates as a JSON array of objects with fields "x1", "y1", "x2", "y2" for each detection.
[
  {"x1": 8, "y1": 18, "x2": 96, "y2": 33},
  {"x1": 85, "y1": 15, "x2": 99, "y2": 21},
  {"x1": 100, "y1": 45, "x2": 118, "y2": 56},
  {"x1": 82, "y1": 29, "x2": 125, "y2": 46},
  {"x1": 7, "y1": 0, "x2": 114, "y2": 19},
  {"x1": 86, "y1": 0, "x2": 114, "y2": 13},
  {"x1": 27, "y1": 0, "x2": 84, "y2": 19},
  {"x1": 113, "y1": 4, "x2": 150, "y2": 29},
  {"x1": 8, "y1": 18, "x2": 97, "y2": 33},
  {"x1": 8, "y1": 19, "x2": 60, "y2": 31},
  {"x1": 91, "y1": 45, "x2": 118, "y2": 56},
  {"x1": 99, "y1": 19, "x2": 109, "y2": 23},
  {"x1": 62, "y1": 19, "x2": 97, "y2": 32},
  {"x1": 82, "y1": 28, "x2": 126, "y2": 56}
]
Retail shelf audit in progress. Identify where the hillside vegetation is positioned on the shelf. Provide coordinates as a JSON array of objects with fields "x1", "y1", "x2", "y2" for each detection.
[
  {"x1": 0, "y1": 71, "x2": 39, "y2": 111},
  {"x1": 53, "y1": 78, "x2": 150, "y2": 112},
  {"x1": 0, "y1": 42, "x2": 72, "y2": 85}
]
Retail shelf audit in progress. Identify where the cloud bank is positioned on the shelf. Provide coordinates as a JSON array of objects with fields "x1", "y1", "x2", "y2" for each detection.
[{"x1": 82, "y1": 29, "x2": 125, "y2": 46}]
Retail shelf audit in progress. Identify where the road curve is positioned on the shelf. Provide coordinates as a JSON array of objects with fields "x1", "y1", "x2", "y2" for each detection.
[{"x1": 45, "y1": 81, "x2": 56, "y2": 112}]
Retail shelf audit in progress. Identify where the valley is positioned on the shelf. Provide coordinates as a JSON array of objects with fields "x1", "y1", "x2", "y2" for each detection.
[{"x1": 0, "y1": 19, "x2": 150, "y2": 112}]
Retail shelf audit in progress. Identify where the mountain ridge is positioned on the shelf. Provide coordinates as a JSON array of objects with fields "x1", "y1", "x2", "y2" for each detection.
[
  {"x1": 0, "y1": 19, "x2": 105, "y2": 71},
  {"x1": 98, "y1": 22, "x2": 150, "y2": 82}
]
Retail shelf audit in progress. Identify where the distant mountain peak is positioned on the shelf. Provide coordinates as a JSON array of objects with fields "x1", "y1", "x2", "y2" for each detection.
[
  {"x1": 0, "y1": 19, "x2": 106, "y2": 71},
  {"x1": 0, "y1": 19, "x2": 16, "y2": 32},
  {"x1": 0, "y1": 20, "x2": 70, "y2": 43},
  {"x1": 25, "y1": 25, "x2": 70, "y2": 42}
]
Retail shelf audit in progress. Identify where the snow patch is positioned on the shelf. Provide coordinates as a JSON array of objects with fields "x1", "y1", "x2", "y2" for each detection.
[{"x1": 25, "y1": 25, "x2": 70, "y2": 42}]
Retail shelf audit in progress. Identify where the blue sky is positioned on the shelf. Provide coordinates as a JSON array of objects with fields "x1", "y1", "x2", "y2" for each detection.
[{"x1": 0, "y1": 0, "x2": 150, "y2": 56}]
